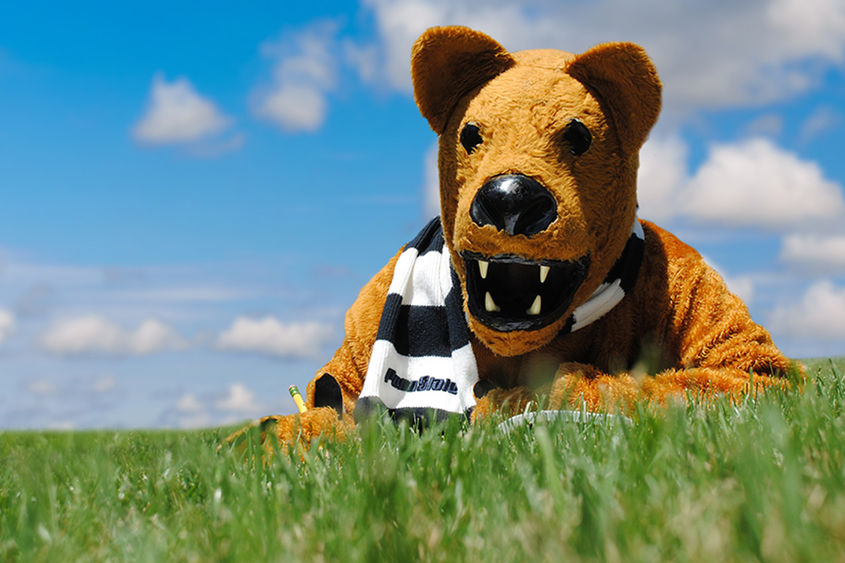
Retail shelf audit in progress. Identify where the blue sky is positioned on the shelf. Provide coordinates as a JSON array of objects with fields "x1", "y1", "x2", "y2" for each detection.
[{"x1": 1, "y1": 0, "x2": 844, "y2": 429}]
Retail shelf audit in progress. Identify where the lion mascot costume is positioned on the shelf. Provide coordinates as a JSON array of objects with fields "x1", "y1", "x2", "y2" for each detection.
[{"x1": 235, "y1": 26, "x2": 793, "y2": 447}]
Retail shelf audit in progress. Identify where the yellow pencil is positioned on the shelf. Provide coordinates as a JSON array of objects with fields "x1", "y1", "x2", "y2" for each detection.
[{"x1": 288, "y1": 385, "x2": 307, "y2": 414}]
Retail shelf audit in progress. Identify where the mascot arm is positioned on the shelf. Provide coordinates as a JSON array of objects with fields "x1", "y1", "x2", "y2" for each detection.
[
  {"x1": 543, "y1": 252, "x2": 793, "y2": 412},
  {"x1": 258, "y1": 249, "x2": 403, "y2": 447},
  {"x1": 636, "y1": 252, "x2": 794, "y2": 404},
  {"x1": 306, "y1": 248, "x2": 403, "y2": 411}
]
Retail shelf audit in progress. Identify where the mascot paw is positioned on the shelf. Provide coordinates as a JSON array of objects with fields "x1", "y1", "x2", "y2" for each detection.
[
  {"x1": 471, "y1": 386, "x2": 536, "y2": 423},
  {"x1": 262, "y1": 407, "x2": 352, "y2": 446},
  {"x1": 546, "y1": 362, "x2": 640, "y2": 412},
  {"x1": 224, "y1": 407, "x2": 353, "y2": 456}
]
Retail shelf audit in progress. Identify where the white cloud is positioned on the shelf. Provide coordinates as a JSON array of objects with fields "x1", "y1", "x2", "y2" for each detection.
[
  {"x1": 257, "y1": 85, "x2": 327, "y2": 131},
  {"x1": 176, "y1": 393, "x2": 204, "y2": 413},
  {"x1": 254, "y1": 21, "x2": 339, "y2": 132},
  {"x1": 133, "y1": 74, "x2": 231, "y2": 144},
  {"x1": 216, "y1": 316, "x2": 333, "y2": 359},
  {"x1": 132, "y1": 319, "x2": 187, "y2": 354},
  {"x1": 216, "y1": 383, "x2": 261, "y2": 413},
  {"x1": 0, "y1": 309, "x2": 15, "y2": 344},
  {"x1": 422, "y1": 142, "x2": 440, "y2": 218},
  {"x1": 173, "y1": 393, "x2": 214, "y2": 428},
  {"x1": 683, "y1": 138, "x2": 845, "y2": 229},
  {"x1": 637, "y1": 135, "x2": 690, "y2": 223},
  {"x1": 638, "y1": 136, "x2": 845, "y2": 230},
  {"x1": 357, "y1": 0, "x2": 455, "y2": 89},
  {"x1": 356, "y1": 0, "x2": 845, "y2": 114},
  {"x1": 769, "y1": 280, "x2": 845, "y2": 341},
  {"x1": 780, "y1": 234, "x2": 845, "y2": 272},
  {"x1": 41, "y1": 315, "x2": 187, "y2": 356},
  {"x1": 767, "y1": 0, "x2": 845, "y2": 59}
]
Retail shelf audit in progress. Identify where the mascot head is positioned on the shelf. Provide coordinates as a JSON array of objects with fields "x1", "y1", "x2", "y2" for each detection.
[{"x1": 411, "y1": 26, "x2": 661, "y2": 356}]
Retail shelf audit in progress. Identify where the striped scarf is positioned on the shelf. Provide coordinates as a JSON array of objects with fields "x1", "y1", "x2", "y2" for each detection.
[{"x1": 354, "y1": 217, "x2": 645, "y2": 425}]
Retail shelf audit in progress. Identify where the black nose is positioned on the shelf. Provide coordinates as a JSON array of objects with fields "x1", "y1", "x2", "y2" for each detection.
[{"x1": 470, "y1": 174, "x2": 557, "y2": 236}]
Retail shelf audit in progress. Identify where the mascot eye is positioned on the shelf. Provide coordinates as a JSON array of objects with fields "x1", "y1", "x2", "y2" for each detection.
[
  {"x1": 562, "y1": 119, "x2": 592, "y2": 156},
  {"x1": 460, "y1": 122, "x2": 483, "y2": 154}
]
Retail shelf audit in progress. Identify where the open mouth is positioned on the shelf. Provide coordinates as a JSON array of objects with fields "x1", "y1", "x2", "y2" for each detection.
[{"x1": 461, "y1": 251, "x2": 590, "y2": 332}]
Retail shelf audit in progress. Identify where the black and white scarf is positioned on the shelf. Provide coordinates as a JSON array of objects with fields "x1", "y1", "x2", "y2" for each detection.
[{"x1": 354, "y1": 217, "x2": 645, "y2": 424}]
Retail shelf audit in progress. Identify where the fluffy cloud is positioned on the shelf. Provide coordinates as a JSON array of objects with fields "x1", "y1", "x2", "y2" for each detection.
[
  {"x1": 683, "y1": 138, "x2": 844, "y2": 228},
  {"x1": 356, "y1": 0, "x2": 845, "y2": 114},
  {"x1": 253, "y1": 22, "x2": 339, "y2": 131},
  {"x1": 637, "y1": 136, "x2": 845, "y2": 230},
  {"x1": 41, "y1": 315, "x2": 187, "y2": 356},
  {"x1": 177, "y1": 393, "x2": 204, "y2": 413},
  {"x1": 133, "y1": 74, "x2": 231, "y2": 144},
  {"x1": 215, "y1": 383, "x2": 262, "y2": 413},
  {"x1": 780, "y1": 234, "x2": 845, "y2": 272},
  {"x1": 636, "y1": 135, "x2": 690, "y2": 223},
  {"x1": 171, "y1": 394, "x2": 212, "y2": 428},
  {"x1": 0, "y1": 309, "x2": 15, "y2": 344},
  {"x1": 422, "y1": 142, "x2": 440, "y2": 218},
  {"x1": 256, "y1": 85, "x2": 328, "y2": 132},
  {"x1": 769, "y1": 280, "x2": 845, "y2": 341},
  {"x1": 216, "y1": 316, "x2": 333, "y2": 359},
  {"x1": 167, "y1": 393, "x2": 214, "y2": 429}
]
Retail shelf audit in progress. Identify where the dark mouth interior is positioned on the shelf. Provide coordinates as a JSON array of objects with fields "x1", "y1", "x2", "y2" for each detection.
[{"x1": 462, "y1": 252, "x2": 590, "y2": 332}]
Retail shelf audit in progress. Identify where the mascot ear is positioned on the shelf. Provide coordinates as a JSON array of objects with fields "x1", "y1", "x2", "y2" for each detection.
[
  {"x1": 412, "y1": 26, "x2": 515, "y2": 134},
  {"x1": 566, "y1": 42, "x2": 662, "y2": 154}
]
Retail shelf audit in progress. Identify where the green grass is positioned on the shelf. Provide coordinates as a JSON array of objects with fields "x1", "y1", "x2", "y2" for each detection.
[{"x1": 2, "y1": 357, "x2": 845, "y2": 561}]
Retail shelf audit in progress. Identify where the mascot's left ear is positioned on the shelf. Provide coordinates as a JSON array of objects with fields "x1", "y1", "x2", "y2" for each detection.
[
  {"x1": 411, "y1": 26, "x2": 516, "y2": 134},
  {"x1": 566, "y1": 42, "x2": 662, "y2": 154}
]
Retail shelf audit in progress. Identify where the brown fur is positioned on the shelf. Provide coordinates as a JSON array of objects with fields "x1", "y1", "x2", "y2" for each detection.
[{"x1": 231, "y1": 26, "x2": 793, "y2": 447}]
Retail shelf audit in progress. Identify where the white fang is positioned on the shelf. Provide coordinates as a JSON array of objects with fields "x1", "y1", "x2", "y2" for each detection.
[
  {"x1": 485, "y1": 292, "x2": 501, "y2": 312},
  {"x1": 478, "y1": 260, "x2": 489, "y2": 279},
  {"x1": 539, "y1": 265, "x2": 550, "y2": 283},
  {"x1": 527, "y1": 295, "x2": 542, "y2": 315}
]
